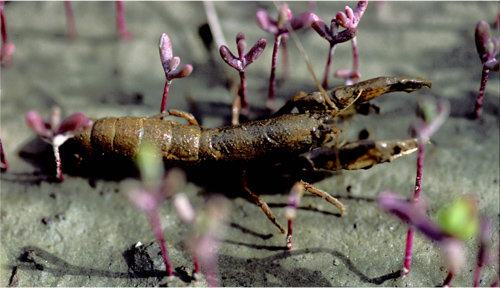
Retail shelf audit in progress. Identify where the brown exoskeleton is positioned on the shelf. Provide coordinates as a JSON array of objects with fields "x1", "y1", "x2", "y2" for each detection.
[{"x1": 63, "y1": 76, "x2": 431, "y2": 233}]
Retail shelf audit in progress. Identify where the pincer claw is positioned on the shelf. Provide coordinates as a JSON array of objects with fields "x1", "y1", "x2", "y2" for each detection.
[
  {"x1": 330, "y1": 76, "x2": 432, "y2": 109},
  {"x1": 301, "y1": 138, "x2": 419, "y2": 171},
  {"x1": 274, "y1": 76, "x2": 431, "y2": 117}
]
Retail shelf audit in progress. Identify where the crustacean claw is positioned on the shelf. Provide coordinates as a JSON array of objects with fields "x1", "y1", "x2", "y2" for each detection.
[
  {"x1": 275, "y1": 76, "x2": 432, "y2": 116},
  {"x1": 300, "y1": 138, "x2": 419, "y2": 171}
]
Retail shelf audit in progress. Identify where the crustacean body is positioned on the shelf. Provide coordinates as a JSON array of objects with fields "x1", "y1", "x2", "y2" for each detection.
[
  {"x1": 70, "y1": 76, "x2": 430, "y2": 166},
  {"x1": 64, "y1": 76, "x2": 431, "y2": 232}
]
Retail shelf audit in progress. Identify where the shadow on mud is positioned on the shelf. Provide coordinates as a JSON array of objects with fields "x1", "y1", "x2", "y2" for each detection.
[{"x1": 12, "y1": 245, "x2": 401, "y2": 286}]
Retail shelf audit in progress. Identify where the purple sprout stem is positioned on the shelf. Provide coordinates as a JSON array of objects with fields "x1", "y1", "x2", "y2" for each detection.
[
  {"x1": 403, "y1": 228, "x2": 414, "y2": 275},
  {"x1": 53, "y1": 145, "x2": 64, "y2": 182},
  {"x1": 238, "y1": 70, "x2": 249, "y2": 117},
  {"x1": 64, "y1": 1, "x2": 77, "y2": 40},
  {"x1": 193, "y1": 253, "x2": 200, "y2": 275},
  {"x1": 322, "y1": 43, "x2": 336, "y2": 89},
  {"x1": 0, "y1": 0, "x2": 13, "y2": 65},
  {"x1": 286, "y1": 218, "x2": 293, "y2": 250},
  {"x1": 473, "y1": 66, "x2": 489, "y2": 119},
  {"x1": 414, "y1": 140, "x2": 425, "y2": 202},
  {"x1": 148, "y1": 210, "x2": 173, "y2": 276},
  {"x1": 473, "y1": 257, "x2": 482, "y2": 287},
  {"x1": 115, "y1": 1, "x2": 131, "y2": 41},
  {"x1": 160, "y1": 81, "x2": 171, "y2": 113},
  {"x1": 473, "y1": 217, "x2": 492, "y2": 287},
  {"x1": 285, "y1": 183, "x2": 302, "y2": 250},
  {"x1": 201, "y1": 238, "x2": 219, "y2": 287},
  {"x1": 1, "y1": 1, "x2": 7, "y2": 44},
  {"x1": 403, "y1": 140, "x2": 426, "y2": 275},
  {"x1": 193, "y1": 237, "x2": 220, "y2": 286},
  {"x1": 442, "y1": 271, "x2": 454, "y2": 287},
  {"x1": 268, "y1": 34, "x2": 282, "y2": 108},
  {"x1": 351, "y1": 37, "x2": 359, "y2": 81},
  {"x1": 0, "y1": 138, "x2": 7, "y2": 172}
]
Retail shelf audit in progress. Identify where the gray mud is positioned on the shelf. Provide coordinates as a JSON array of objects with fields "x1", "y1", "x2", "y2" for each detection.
[{"x1": 1, "y1": 2, "x2": 499, "y2": 287}]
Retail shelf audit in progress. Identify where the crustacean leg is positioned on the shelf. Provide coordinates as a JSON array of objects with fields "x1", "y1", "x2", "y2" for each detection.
[
  {"x1": 242, "y1": 171, "x2": 286, "y2": 234},
  {"x1": 151, "y1": 109, "x2": 199, "y2": 126},
  {"x1": 300, "y1": 180, "x2": 345, "y2": 215},
  {"x1": 241, "y1": 139, "x2": 418, "y2": 233},
  {"x1": 284, "y1": 180, "x2": 345, "y2": 250},
  {"x1": 275, "y1": 76, "x2": 432, "y2": 116}
]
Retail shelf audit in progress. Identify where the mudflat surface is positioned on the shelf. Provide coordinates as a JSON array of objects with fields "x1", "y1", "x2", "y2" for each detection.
[{"x1": 1, "y1": 2, "x2": 499, "y2": 286}]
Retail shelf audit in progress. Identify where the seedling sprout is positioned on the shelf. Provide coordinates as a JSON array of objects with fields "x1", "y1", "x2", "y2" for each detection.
[
  {"x1": 255, "y1": 3, "x2": 315, "y2": 110},
  {"x1": 377, "y1": 192, "x2": 493, "y2": 287},
  {"x1": 158, "y1": 33, "x2": 193, "y2": 113},
  {"x1": 333, "y1": 1, "x2": 367, "y2": 85},
  {"x1": 402, "y1": 95, "x2": 449, "y2": 275},
  {"x1": 0, "y1": 1, "x2": 14, "y2": 66},
  {"x1": 219, "y1": 32, "x2": 266, "y2": 122},
  {"x1": 25, "y1": 108, "x2": 92, "y2": 182},
  {"x1": 473, "y1": 20, "x2": 499, "y2": 119}
]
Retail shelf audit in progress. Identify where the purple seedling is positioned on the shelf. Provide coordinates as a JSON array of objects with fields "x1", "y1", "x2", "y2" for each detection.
[
  {"x1": 402, "y1": 95, "x2": 449, "y2": 275},
  {"x1": 158, "y1": 33, "x2": 193, "y2": 113},
  {"x1": 378, "y1": 191, "x2": 481, "y2": 287},
  {"x1": 172, "y1": 192, "x2": 201, "y2": 276},
  {"x1": 25, "y1": 108, "x2": 93, "y2": 182},
  {"x1": 0, "y1": 137, "x2": 7, "y2": 171},
  {"x1": 64, "y1": 1, "x2": 77, "y2": 40},
  {"x1": 256, "y1": 3, "x2": 316, "y2": 110},
  {"x1": 129, "y1": 148, "x2": 227, "y2": 285},
  {"x1": 115, "y1": 1, "x2": 132, "y2": 41},
  {"x1": 0, "y1": 1, "x2": 15, "y2": 66},
  {"x1": 333, "y1": 1, "x2": 368, "y2": 86},
  {"x1": 284, "y1": 182, "x2": 305, "y2": 250},
  {"x1": 473, "y1": 20, "x2": 499, "y2": 119},
  {"x1": 473, "y1": 217, "x2": 493, "y2": 287},
  {"x1": 128, "y1": 146, "x2": 187, "y2": 277},
  {"x1": 173, "y1": 190, "x2": 229, "y2": 286},
  {"x1": 311, "y1": 14, "x2": 358, "y2": 89},
  {"x1": 189, "y1": 195, "x2": 229, "y2": 287},
  {"x1": 219, "y1": 32, "x2": 266, "y2": 121}
]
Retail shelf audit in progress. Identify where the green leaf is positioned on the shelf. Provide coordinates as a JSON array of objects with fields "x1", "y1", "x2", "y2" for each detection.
[
  {"x1": 135, "y1": 141, "x2": 163, "y2": 188},
  {"x1": 436, "y1": 197, "x2": 479, "y2": 240}
]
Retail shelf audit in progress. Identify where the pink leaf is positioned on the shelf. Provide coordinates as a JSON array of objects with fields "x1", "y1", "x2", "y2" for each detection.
[
  {"x1": 377, "y1": 191, "x2": 448, "y2": 242},
  {"x1": 26, "y1": 110, "x2": 52, "y2": 138},
  {"x1": 354, "y1": 1, "x2": 368, "y2": 21},
  {"x1": 312, "y1": 19, "x2": 333, "y2": 42},
  {"x1": 56, "y1": 112, "x2": 92, "y2": 135},
  {"x1": 167, "y1": 64, "x2": 193, "y2": 81},
  {"x1": 0, "y1": 42, "x2": 15, "y2": 63},
  {"x1": 277, "y1": 3, "x2": 292, "y2": 29},
  {"x1": 236, "y1": 32, "x2": 246, "y2": 59},
  {"x1": 243, "y1": 37, "x2": 266, "y2": 69},
  {"x1": 336, "y1": 11, "x2": 351, "y2": 29},
  {"x1": 255, "y1": 9, "x2": 278, "y2": 35},
  {"x1": 220, "y1": 45, "x2": 242, "y2": 71},
  {"x1": 290, "y1": 12, "x2": 316, "y2": 31},
  {"x1": 169, "y1": 56, "x2": 180, "y2": 71},
  {"x1": 159, "y1": 33, "x2": 173, "y2": 72},
  {"x1": 334, "y1": 27, "x2": 357, "y2": 44}
]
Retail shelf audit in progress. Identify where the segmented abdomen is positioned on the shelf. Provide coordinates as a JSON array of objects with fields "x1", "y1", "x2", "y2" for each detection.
[
  {"x1": 73, "y1": 116, "x2": 202, "y2": 162},
  {"x1": 72, "y1": 113, "x2": 331, "y2": 164}
]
